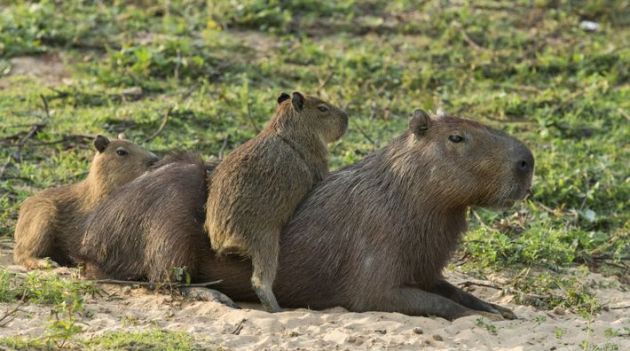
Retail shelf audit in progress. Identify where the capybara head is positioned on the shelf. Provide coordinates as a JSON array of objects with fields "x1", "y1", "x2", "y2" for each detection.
[
  {"x1": 89, "y1": 135, "x2": 159, "y2": 190},
  {"x1": 398, "y1": 109, "x2": 534, "y2": 208},
  {"x1": 274, "y1": 91, "x2": 348, "y2": 143}
]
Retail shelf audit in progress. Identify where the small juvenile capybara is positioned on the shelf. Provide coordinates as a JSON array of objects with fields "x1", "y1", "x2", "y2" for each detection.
[
  {"x1": 13, "y1": 135, "x2": 159, "y2": 269},
  {"x1": 205, "y1": 91, "x2": 348, "y2": 312},
  {"x1": 79, "y1": 152, "x2": 215, "y2": 282},
  {"x1": 199, "y1": 109, "x2": 534, "y2": 320}
]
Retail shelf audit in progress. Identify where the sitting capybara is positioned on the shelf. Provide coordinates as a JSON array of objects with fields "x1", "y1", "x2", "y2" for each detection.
[
  {"x1": 199, "y1": 109, "x2": 534, "y2": 320},
  {"x1": 205, "y1": 91, "x2": 348, "y2": 312},
  {"x1": 13, "y1": 135, "x2": 159, "y2": 269},
  {"x1": 78, "y1": 109, "x2": 533, "y2": 320},
  {"x1": 79, "y1": 152, "x2": 215, "y2": 282}
]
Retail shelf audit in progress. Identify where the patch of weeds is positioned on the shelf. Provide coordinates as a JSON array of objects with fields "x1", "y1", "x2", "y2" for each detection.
[
  {"x1": 555, "y1": 327, "x2": 567, "y2": 339},
  {"x1": 475, "y1": 317, "x2": 498, "y2": 336},
  {"x1": 580, "y1": 341, "x2": 620, "y2": 351},
  {"x1": 85, "y1": 329, "x2": 201, "y2": 351},
  {"x1": 511, "y1": 267, "x2": 601, "y2": 317},
  {"x1": 0, "y1": 269, "x2": 97, "y2": 305}
]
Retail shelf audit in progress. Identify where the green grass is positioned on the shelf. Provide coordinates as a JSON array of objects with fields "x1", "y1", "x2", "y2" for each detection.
[
  {"x1": 0, "y1": 329, "x2": 207, "y2": 351},
  {"x1": 0, "y1": 0, "x2": 628, "y2": 315}
]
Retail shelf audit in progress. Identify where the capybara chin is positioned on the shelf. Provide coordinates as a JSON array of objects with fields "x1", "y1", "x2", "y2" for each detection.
[
  {"x1": 13, "y1": 135, "x2": 159, "y2": 269},
  {"x1": 203, "y1": 109, "x2": 534, "y2": 320},
  {"x1": 205, "y1": 91, "x2": 349, "y2": 312}
]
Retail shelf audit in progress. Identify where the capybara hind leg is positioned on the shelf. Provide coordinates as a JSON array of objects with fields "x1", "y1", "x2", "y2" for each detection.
[
  {"x1": 429, "y1": 280, "x2": 516, "y2": 320},
  {"x1": 13, "y1": 203, "x2": 59, "y2": 270},
  {"x1": 249, "y1": 240, "x2": 281, "y2": 312},
  {"x1": 370, "y1": 287, "x2": 500, "y2": 320}
]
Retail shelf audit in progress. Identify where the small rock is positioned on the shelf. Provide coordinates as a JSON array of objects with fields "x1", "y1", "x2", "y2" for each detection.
[
  {"x1": 346, "y1": 336, "x2": 357, "y2": 343},
  {"x1": 552, "y1": 306, "x2": 565, "y2": 315},
  {"x1": 375, "y1": 329, "x2": 386, "y2": 334},
  {"x1": 288, "y1": 331, "x2": 300, "y2": 337},
  {"x1": 579, "y1": 20, "x2": 600, "y2": 32},
  {"x1": 432, "y1": 334, "x2": 443, "y2": 341},
  {"x1": 121, "y1": 86, "x2": 143, "y2": 98},
  {"x1": 413, "y1": 327, "x2": 424, "y2": 335}
]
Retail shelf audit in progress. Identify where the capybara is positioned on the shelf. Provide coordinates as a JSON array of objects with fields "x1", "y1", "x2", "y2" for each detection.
[
  {"x1": 205, "y1": 91, "x2": 348, "y2": 312},
  {"x1": 199, "y1": 109, "x2": 534, "y2": 320},
  {"x1": 78, "y1": 110, "x2": 533, "y2": 320},
  {"x1": 13, "y1": 135, "x2": 159, "y2": 269},
  {"x1": 79, "y1": 152, "x2": 215, "y2": 282}
]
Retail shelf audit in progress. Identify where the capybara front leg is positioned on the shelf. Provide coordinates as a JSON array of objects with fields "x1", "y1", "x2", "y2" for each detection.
[
  {"x1": 249, "y1": 238, "x2": 281, "y2": 313},
  {"x1": 372, "y1": 287, "x2": 503, "y2": 321},
  {"x1": 429, "y1": 279, "x2": 516, "y2": 320}
]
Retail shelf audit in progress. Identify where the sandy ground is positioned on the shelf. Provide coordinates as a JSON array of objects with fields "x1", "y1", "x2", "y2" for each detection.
[{"x1": 0, "y1": 240, "x2": 628, "y2": 350}]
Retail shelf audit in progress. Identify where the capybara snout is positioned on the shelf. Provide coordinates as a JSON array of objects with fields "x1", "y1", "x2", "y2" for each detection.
[{"x1": 405, "y1": 109, "x2": 534, "y2": 208}]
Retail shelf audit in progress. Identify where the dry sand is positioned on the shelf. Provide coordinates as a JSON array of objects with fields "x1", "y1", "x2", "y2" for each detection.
[{"x1": 0, "y1": 253, "x2": 627, "y2": 350}]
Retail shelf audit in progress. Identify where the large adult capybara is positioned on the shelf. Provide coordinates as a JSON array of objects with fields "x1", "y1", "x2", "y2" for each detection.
[
  {"x1": 205, "y1": 91, "x2": 348, "y2": 312},
  {"x1": 13, "y1": 135, "x2": 159, "y2": 269},
  {"x1": 199, "y1": 109, "x2": 534, "y2": 320},
  {"x1": 79, "y1": 152, "x2": 216, "y2": 282},
  {"x1": 78, "y1": 110, "x2": 533, "y2": 320}
]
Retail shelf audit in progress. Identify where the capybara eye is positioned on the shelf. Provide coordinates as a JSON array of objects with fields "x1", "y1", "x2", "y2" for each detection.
[
  {"x1": 116, "y1": 148, "x2": 128, "y2": 156},
  {"x1": 318, "y1": 104, "x2": 329, "y2": 112},
  {"x1": 448, "y1": 135, "x2": 464, "y2": 143}
]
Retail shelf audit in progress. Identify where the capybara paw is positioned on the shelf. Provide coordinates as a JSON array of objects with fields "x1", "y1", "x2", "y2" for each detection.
[
  {"x1": 182, "y1": 287, "x2": 240, "y2": 309},
  {"x1": 491, "y1": 304, "x2": 517, "y2": 320},
  {"x1": 474, "y1": 311, "x2": 505, "y2": 321}
]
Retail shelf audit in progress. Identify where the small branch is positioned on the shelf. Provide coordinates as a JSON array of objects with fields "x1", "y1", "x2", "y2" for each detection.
[
  {"x1": 40, "y1": 94, "x2": 51, "y2": 120},
  {"x1": 0, "y1": 302, "x2": 24, "y2": 327},
  {"x1": 458, "y1": 280, "x2": 502, "y2": 290},
  {"x1": 354, "y1": 123, "x2": 377, "y2": 147},
  {"x1": 317, "y1": 70, "x2": 334, "y2": 92},
  {"x1": 608, "y1": 304, "x2": 630, "y2": 310},
  {"x1": 144, "y1": 106, "x2": 174, "y2": 143},
  {"x1": 218, "y1": 135, "x2": 230, "y2": 160},
  {"x1": 92, "y1": 279, "x2": 222, "y2": 288},
  {"x1": 245, "y1": 99, "x2": 260, "y2": 133}
]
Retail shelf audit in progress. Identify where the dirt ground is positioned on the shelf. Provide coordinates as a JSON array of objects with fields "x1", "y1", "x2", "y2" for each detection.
[{"x1": 0, "y1": 240, "x2": 627, "y2": 351}]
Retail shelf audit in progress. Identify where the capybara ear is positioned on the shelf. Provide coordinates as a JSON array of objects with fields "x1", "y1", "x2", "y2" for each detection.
[
  {"x1": 94, "y1": 135, "x2": 110, "y2": 153},
  {"x1": 292, "y1": 91, "x2": 305, "y2": 111},
  {"x1": 409, "y1": 109, "x2": 430, "y2": 136},
  {"x1": 277, "y1": 92, "x2": 290, "y2": 104},
  {"x1": 117, "y1": 133, "x2": 126, "y2": 140}
]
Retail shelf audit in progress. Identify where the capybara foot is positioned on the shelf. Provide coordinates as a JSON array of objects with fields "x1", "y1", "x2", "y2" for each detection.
[
  {"x1": 490, "y1": 303, "x2": 517, "y2": 320},
  {"x1": 20, "y1": 257, "x2": 59, "y2": 270},
  {"x1": 182, "y1": 287, "x2": 240, "y2": 309},
  {"x1": 253, "y1": 286, "x2": 282, "y2": 313},
  {"x1": 470, "y1": 310, "x2": 505, "y2": 321}
]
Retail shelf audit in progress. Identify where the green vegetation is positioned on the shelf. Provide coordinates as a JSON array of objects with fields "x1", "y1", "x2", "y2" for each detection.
[
  {"x1": 0, "y1": 0, "x2": 628, "y2": 319},
  {"x1": 0, "y1": 329, "x2": 205, "y2": 351}
]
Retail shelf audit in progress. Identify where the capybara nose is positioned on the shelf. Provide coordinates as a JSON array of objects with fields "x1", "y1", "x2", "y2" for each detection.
[{"x1": 515, "y1": 149, "x2": 534, "y2": 176}]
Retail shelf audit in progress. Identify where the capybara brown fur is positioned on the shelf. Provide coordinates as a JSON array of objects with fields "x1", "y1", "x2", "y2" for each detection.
[
  {"x1": 79, "y1": 152, "x2": 215, "y2": 282},
  {"x1": 13, "y1": 135, "x2": 159, "y2": 269},
  {"x1": 205, "y1": 91, "x2": 348, "y2": 312},
  {"x1": 199, "y1": 109, "x2": 534, "y2": 320},
  {"x1": 77, "y1": 110, "x2": 533, "y2": 320}
]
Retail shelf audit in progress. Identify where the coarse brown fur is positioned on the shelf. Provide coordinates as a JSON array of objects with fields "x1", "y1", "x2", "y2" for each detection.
[
  {"x1": 13, "y1": 135, "x2": 159, "y2": 269},
  {"x1": 78, "y1": 152, "x2": 215, "y2": 282},
  {"x1": 199, "y1": 110, "x2": 534, "y2": 320},
  {"x1": 76, "y1": 111, "x2": 533, "y2": 320},
  {"x1": 205, "y1": 91, "x2": 348, "y2": 311}
]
